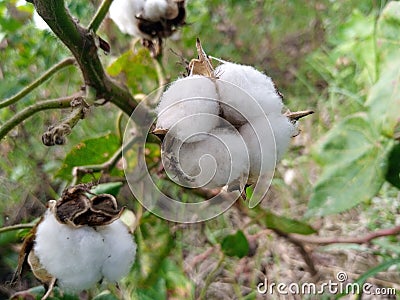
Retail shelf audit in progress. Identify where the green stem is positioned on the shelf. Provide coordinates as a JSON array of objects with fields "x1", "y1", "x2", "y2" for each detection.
[
  {"x1": 199, "y1": 252, "x2": 225, "y2": 299},
  {"x1": 0, "y1": 95, "x2": 74, "y2": 141},
  {"x1": 33, "y1": 0, "x2": 139, "y2": 117},
  {"x1": 88, "y1": 0, "x2": 114, "y2": 32},
  {"x1": 0, "y1": 57, "x2": 75, "y2": 109},
  {"x1": 0, "y1": 223, "x2": 36, "y2": 234}
]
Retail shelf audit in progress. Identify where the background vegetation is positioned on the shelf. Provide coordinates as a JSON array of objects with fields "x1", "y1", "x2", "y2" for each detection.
[{"x1": 0, "y1": 0, "x2": 399, "y2": 299}]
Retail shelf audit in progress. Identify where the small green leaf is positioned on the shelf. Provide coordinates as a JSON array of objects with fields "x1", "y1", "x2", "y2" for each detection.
[
  {"x1": 90, "y1": 182, "x2": 124, "y2": 196},
  {"x1": 376, "y1": 1, "x2": 400, "y2": 64},
  {"x1": 385, "y1": 143, "x2": 400, "y2": 188},
  {"x1": 107, "y1": 48, "x2": 158, "y2": 95},
  {"x1": 365, "y1": 60, "x2": 400, "y2": 137},
  {"x1": 56, "y1": 133, "x2": 121, "y2": 181},
  {"x1": 221, "y1": 230, "x2": 249, "y2": 258},
  {"x1": 264, "y1": 211, "x2": 316, "y2": 235},
  {"x1": 309, "y1": 114, "x2": 392, "y2": 216}
]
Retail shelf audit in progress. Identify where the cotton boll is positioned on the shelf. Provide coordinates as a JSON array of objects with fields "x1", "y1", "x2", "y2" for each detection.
[
  {"x1": 215, "y1": 62, "x2": 283, "y2": 125},
  {"x1": 109, "y1": 0, "x2": 145, "y2": 38},
  {"x1": 98, "y1": 220, "x2": 136, "y2": 282},
  {"x1": 239, "y1": 114, "x2": 295, "y2": 183},
  {"x1": 174, "y1": 127, "x2": 249, "y2": 188},
  {"x1": 156, "y1": 76, "x2": 220, "y2": 142},
  {"x1": 34, "y1": 211, "x2": 105, "y2": 291}
]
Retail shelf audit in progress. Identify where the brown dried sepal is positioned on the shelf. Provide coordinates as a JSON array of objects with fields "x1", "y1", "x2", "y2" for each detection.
[{"x1": 188, "y1": 38, "x2": 215, "y2": 78}]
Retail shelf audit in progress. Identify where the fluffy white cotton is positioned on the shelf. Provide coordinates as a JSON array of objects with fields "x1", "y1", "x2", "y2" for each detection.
[
  {"x1": 239, "y1": 114, "x2": 295, "y2": 183},
  {"x1": 171, "y1": 127, "x2": 249, "y2": 188},
  {"x1": 143, "y1": 0, "x2": 168, "y2": 21},
  {"x1": 34, "y1": 211, "x2": 104, "y2": 291},
  {"x1": 109, "y1": 0, "x2": 145, "y2": 37},
  {"x1": 34, "y1": 210, "x2": 136, "y2": 292},
  {"x1": 156, "y1": 76, "x2": 220, "y2": 142},
  {"x1": 98, "y1": 220, "x2": 136, "y2": 282},
  {"x1": 215, "y1": 62, "x2": 283, "y2": 125}
]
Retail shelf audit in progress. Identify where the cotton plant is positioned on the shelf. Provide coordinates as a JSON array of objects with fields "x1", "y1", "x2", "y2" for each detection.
[
  {"x1": 13, "y1": 185, "x2": 136, "y2": 300},
  {"x1": 109, "y1": 0, "x2": 186, "y2": 56},
  {"x1": 154, "y1": 39, "x2": 313, "y2": 192}
]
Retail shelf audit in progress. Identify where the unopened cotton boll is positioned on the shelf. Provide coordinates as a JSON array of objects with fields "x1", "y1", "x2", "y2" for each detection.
[
  {"x1": 215, "y1": 62, "x2": 284, "y2": 125},
  {"x1": 156, "y1": 75, "x2": 220, "y2": 142},
  {"x1": 98, "y1": 220, "x2": 136, "y2": 282},
  {"x1": 34, "y1": 211, "x2": 104, "y2": 291},
  {"x1": 174, "y1": 127, "x2": 249, "y2": 188},
  {"x1": 239, "y1": 114, "x2": 295, "y2": 183}
]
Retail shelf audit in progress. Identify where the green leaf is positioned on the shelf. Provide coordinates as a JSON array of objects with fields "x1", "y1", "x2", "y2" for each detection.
[
  {"x1": 221, "y1": 230, "x2": 249, "y2": 258},
  {"x1": 134, "y1": 277, "x2": 167, "y2": 300},
  {"x1": 56, "y1": 133, "x2": 121, "y2": 181},
  {"x1": 385, "y1": 142, "x2": 400, "y2": 188},
  {"x1": 355, "y1": 258, "x2": 400, "y2": 285},
  {"x1": 90, "y1": 182, "x2": 124, "y2": 196},
  {"x1": 309, "y1": 114, "x2": 392, "y2": 216},
  {"x1": 376, "y1": 1, "x2": 400, "y2": 65},
  {"x1": 365, "y1": 59, "x2": 400, "y2": 137},
  {"x1": 264, "y1": 211, "x2": 316, "y2": 235},
  {"x1": 107, "y1": 48, "x2": 158, "y2": 95}
]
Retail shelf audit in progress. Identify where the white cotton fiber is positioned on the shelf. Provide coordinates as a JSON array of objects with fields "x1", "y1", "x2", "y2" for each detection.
[
  {"x1": 98, "y1": 220, "x2": 136, "y2": 282},
  {"x1": 174, "y1": 127, "x2": 249, "y2": 188},
  {"x1": 239, "y1": 114, "x2": 295, "y2": 183},
  {"x1": 156, "y1": 76, "x2": 220, "y2": 142},
  {"x1": 34, "y1": 209, "x2": 137, "y2": 292},
  {"x1": 143, "y1": 0, "x2": 169, "y2": 21},
  {"x1": 215, "y1": 62, "x2": 283, "y2": 125},
  {"x1": 34, "y1": 211, "x2": 104, "y2": 291},
  {"x1": 109, "y1": 0, "x2": 145, "y2": 37}
]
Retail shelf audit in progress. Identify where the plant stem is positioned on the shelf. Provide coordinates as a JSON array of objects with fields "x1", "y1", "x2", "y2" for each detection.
[
  {"x1": 0, "y1": 223, "x2": 36, "y2": 234},
  {"x1": 0, "y1": 57, "x2": 75, "y2": 109},
  {"x1": 0, "y1": 95, "x2": 74, "y2": 141},
  {"x1": 88, "y1": 0, "x2": 114, "y2": 32},
  {"x1": 33, "y1": 0, "x2": 139, "y2": 117},
  {"x1": 198, "y1": 251, "x2": 224, "y2": 300}
]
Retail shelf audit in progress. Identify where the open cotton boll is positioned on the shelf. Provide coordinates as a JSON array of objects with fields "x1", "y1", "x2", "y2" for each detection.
[
  {"x1": 109, "y1": 0, "x2": 145, "y2": 37},
  {"x1": 239, "y1": 114, "x2": 295, "y2": 183},
  {"x1": 156, "y1": 75, "x2": 220, "y2": 142},
  {"x1": 175, "y1": 127, "x2": 249, "y2": 188},
  {"x1": 215, "y1": 62, "x2": 283, "y2": 125},
  {"x1": 98, "y1": 220, "x2": 136, "y2": 282},
  {"x1": 34, "y1": 211, "x2": 104, "y2": 291}
]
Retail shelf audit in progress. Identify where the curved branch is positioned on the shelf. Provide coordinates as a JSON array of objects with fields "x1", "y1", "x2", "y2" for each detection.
[
  {"x1": 289, "y1": 225, "x2": 400, "y2": 245},
  {"x1": 0, "y1": 223, "x2": 36, "y2": 234},
  {"x1": 0, "y1": 57, "x2": 75, "y2": 109},
  {"x1": 32, "y1": 0, "x2": 140, "y2": 117},
  {"x1": 0, "y1": 95, "x2": 75, "y2": 140}
]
